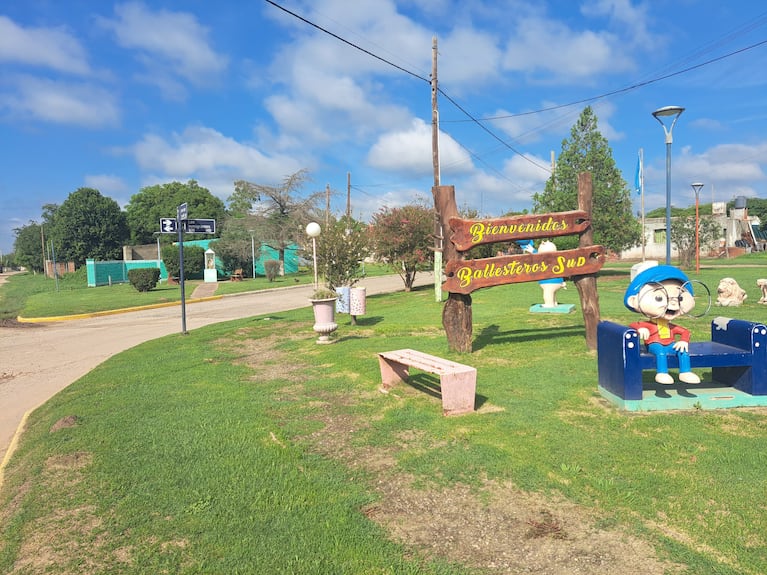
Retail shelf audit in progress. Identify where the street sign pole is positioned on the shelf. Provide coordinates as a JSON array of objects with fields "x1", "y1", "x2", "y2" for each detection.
[{"x1": 177, "y1": 203, "x2": 188, "y2": 335}]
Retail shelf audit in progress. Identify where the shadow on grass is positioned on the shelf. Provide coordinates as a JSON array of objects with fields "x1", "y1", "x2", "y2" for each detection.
[
  {"x1": 405, "y1": 373, "x2": 490, "y2": 410},
  {"x1": 349, "y1": 315, "x2": 383, "y2": 326},
  {"x1": 641, "y1": 371, "x2": 732, "y2": 399},
  {"x1": 473, "y1": 324, "x2": 586, "y2": 351}
]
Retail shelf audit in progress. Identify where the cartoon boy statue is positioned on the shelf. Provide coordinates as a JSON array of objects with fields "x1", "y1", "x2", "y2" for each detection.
[{"x1": 624, "y1": 265, "x2": 701, "y2": 385}]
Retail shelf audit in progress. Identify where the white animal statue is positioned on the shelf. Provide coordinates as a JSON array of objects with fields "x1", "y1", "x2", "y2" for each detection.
[
  {"x1": 757, "y1": 279, "x2": 767, "y2": 304},
  {"x1": 716, "y1": 277, "x2": 747, "y2": 307}
]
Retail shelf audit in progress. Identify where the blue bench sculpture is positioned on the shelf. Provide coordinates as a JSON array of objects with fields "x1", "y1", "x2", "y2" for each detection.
[{"x1": 597, "y1": 317, "x2": 767, "y2": 410}]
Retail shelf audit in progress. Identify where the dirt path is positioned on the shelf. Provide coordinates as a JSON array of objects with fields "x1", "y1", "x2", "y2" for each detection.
[{"x1": 0, "y1": 272, "x2": 431, "y2": 465}]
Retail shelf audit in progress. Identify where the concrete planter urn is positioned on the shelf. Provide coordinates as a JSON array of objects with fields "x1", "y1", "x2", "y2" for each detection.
[{"x1": 310, "y1": 289, "x2": 338, "y2": 344}]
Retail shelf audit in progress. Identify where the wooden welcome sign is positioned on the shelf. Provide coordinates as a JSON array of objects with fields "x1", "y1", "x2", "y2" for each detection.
[
  {"x1": 447, "y1": 210, "x2": 590, "y2": 251},
  {"x1": 434, "y1": 174, "x2": 603, "y2": 352},
  {"x1": 443, "y1": 246, "x2": 605, "y2": 294}
]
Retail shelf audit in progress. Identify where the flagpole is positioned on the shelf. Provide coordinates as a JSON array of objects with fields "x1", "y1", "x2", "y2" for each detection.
[{"x1": 639, "y1": 148, "x2": 646, "y2": 261}]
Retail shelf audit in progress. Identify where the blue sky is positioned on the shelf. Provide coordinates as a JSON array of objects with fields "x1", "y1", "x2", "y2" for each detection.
[{"x1": 2, "y1": 1, "x2": 767, "y2": 255}]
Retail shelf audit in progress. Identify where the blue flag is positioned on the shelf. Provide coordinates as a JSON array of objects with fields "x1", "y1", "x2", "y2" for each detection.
[{"x1": 634, "y1": 152, "x2": 642, "y2": 196}]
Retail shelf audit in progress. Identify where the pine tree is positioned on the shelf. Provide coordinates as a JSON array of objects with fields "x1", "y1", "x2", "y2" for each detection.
[{"x1": 533, "y1": 106, "x2": 641, "y2": 253}]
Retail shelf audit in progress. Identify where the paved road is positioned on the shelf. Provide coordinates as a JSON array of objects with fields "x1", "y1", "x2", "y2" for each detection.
[{"x1": 0, "y1": 273, "x2": 433, "y2": 466}]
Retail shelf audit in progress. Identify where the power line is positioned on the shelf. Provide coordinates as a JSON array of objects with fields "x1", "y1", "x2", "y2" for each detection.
[
  {"x1": 263, "y1": 0, "x2": 430, "y2": 83},
  {"x1": 264, "y1": 0, "x2": 547, "y2": 172},
  {"x1": 265, "y1": 1, "x2": 767, "y2": 182},
  {"x1": 444, "y1": 37, "x2": 767, "y2": 123},
  {"x1": 437, "y1": 88, "x2": 551, "y2": 173}
]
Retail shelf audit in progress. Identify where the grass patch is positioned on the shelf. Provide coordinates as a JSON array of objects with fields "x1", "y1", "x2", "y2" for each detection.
[
  {"x1": 4, "y1": 263, "x2": 394, "y2": 320},
  {"x1": 2, "y1": 258, "x2": 767, "y2": 573}
]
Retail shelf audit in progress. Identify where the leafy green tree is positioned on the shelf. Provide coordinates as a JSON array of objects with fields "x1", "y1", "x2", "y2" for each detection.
[
  {"x1": 125, "y1": 180, "x2": 226, "y2": 245},
  {"x1": 161, "y1": 244, "x2": 205, "y2": 279},
  {"x1": 48, "y1": 188, "x2": 128, "y2": 266},
  {"x1": 533, "y1": 106, "x2": 641, "y2": 253},
  {"x1": 315, "y1": 215, "x2": 369, "y2": 289},
  {"x1": 12, "y1": 221, "x2": 45, "y2": 273},
  {"x1": 646, "y1": 205, "x2": 700, "y2": 218},
  {"x1": 229, "y1": 169, "x2": 324, "y2": 267},
  {"x1": 671, "y1": 215, "x2": 723, "y2": 268},
  {"x1": 368, "y1": 203, "x2": 433, "y2": 291}
]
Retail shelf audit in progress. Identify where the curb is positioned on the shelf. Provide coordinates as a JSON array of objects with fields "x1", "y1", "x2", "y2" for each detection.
[
  {"x1": 17, "y1": 295, "x2": 224, "y2": 323},
  {"x1": 0, "y1": 410, "x2": 30, "y2": 492},
  {"x1": 15, "y1": 282, "x2": 316, "y2": 323}
]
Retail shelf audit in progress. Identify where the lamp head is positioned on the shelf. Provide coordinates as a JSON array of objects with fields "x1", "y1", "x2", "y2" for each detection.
[
  {"x1": 652, "y1": 106, "x2": 685, "y2": 142},
  {"x1": 306, "y1": 222, "x2": 321, "y2": 238},
  {"x1": 691, "y1": 182, "x2": 704, "y2": 197},
  {"x1": 652, "y1": 105, "x2": 685, "y2": 118}
]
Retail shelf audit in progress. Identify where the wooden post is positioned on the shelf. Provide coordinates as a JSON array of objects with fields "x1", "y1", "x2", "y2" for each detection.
[
  {"x1": 432, "y1": 37, "x2": 443, "y2": 303},
  {"x1": 434, "y1": 185, "x2": 473, "y2": 353},
  {"x1": 573, "y1": 172, "x2": 601, "y2": 350}
]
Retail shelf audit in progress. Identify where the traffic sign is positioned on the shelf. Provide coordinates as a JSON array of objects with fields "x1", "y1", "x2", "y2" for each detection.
[
  {"x1": 184, "y1": 218, "x2": 216, "y2": 234},
  {"x1": 177, "y1": 202, "x2": 188, "y2": 221},
  {"x1": 159, "y1": 218, "x2": 177, "y2": 233}
]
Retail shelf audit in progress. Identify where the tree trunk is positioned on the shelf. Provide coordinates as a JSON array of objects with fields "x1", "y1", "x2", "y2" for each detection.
[
  {"x1": 434, "y1": 185, "x2": 473, "y2": 352},
  {"x1": 442, "y1": 293, "x2": 473, "y2": 353}
]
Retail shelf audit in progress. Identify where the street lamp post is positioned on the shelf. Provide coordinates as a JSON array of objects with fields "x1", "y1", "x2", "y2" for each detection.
[
  {"x1": 691, "y1": 182, "x2": 704, "y2": 273},
  {"x1": 652, "y1": 105, "x2": 685, "y2": 265},
  {"x1": 248, "y1": 230, "x2": 256, "y2": 279},
  {"x1": 153, "y1": 232, "x2": 161, "y2": 261},
  {"x1": 306, "y1": 222, "x2": 321, "y2": 291}
]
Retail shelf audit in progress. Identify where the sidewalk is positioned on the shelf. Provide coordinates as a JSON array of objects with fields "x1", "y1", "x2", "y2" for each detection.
[{"x1": 190, "y1": 281, "x2": 219, "y2": 299}]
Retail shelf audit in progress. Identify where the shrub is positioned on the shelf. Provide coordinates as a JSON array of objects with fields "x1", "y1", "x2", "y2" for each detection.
[
  {"x1": 128, "y1": 268, "x2": 161, "y2": 292},
  {"x1": 264, "y1": 259, "x2": 281, "y2": 282},
  {"x1": 161, "y1": 244, "x2": 205, "y2": 279},
  {"x1": 316, "y1": 215, "x2": 369, "y2": 290}
]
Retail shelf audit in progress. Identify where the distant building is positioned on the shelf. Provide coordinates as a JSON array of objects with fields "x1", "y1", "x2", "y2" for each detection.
[{"x1": 620, "y1": 197, "x2": 763, "y2": 260}]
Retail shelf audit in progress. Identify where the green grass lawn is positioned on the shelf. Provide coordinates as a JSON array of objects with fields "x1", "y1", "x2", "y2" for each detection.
[
  {"x1": 0, "y1": 263, "x2": 393, "y2": 320},
  {"x1": 2, "y1": 257, "x2": 767, "y2": 573}
]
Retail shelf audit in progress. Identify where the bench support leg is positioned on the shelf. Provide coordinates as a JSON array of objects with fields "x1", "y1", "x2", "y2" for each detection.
[
  {"x1": 440, "y1": 372, "x2": 477, "y2": 416},
  {"x1": 378, "y1": 357, "x2": 409, "y2": 389}
]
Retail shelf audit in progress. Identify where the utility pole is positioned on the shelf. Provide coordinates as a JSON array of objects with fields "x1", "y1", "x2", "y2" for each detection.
[
  {"x1": 346, "y1": 171, "x2": 351, "y2": 219},
  {"x1": 550, "y1": 150, "x2": 556, "y2": 191},
  {"x1": 325, "y1": 183, "x2": 330, "y2": 227},
  {"x1": 40, "y1": 225, "x2": 46, "y2": 277},
  {"x1": 431, "y1": 36, "x2": 442, "y2": 302}
]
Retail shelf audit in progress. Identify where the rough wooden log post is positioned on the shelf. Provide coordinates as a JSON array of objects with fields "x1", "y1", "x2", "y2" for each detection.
[
  {"x1": 572, "y1": 172, "x2": 601, "y2": 350},
  {"x1": 433, "y1": 185, "x2": 473, "y2": 353}
]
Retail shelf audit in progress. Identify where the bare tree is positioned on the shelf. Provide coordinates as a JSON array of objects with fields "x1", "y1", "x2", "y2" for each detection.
[{"x1": 230, "y1": 170, "x2": 324, "y2": 269}]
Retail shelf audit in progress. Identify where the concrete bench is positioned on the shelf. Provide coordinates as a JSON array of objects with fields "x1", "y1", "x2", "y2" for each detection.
[
  {"x1": 597, "y1": 317, "x2": 767, "y2": 403},
  {"x1": 378, "y1": 349, "x2": 476, "y2": 415}
]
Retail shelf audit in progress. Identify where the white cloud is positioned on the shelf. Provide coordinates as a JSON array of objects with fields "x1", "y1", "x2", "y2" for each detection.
[
  {"x1": 0, "y1": 16, "x2": 91, "y2": 75},
  {"x1": 98, "y1": 2, "x2": 227, "y2": 95},
  {"x1": 439, "y1": 27, "x2": 502, "y2": 88},
  {"x1": 367, "y1": 118, "x2": 474, "y2": 176},
  {"x1": 503, "y1": 16, "x2": 633, "y2": 81},
  {"x1": 84, "y1": 174, "x2": 129, "y2": 194},
  {"x1": 0, "y1": 75, "x2": 119, "y2": 127},
  {"x1": 131, "y1": 126, "x2": 304, "y2": 198},
  {"x1": 260, "y1": 0, "x2": 430, "y2": 146},
  {"x1": 580, "y1": 0, "x2": 655, "y2": 47}
]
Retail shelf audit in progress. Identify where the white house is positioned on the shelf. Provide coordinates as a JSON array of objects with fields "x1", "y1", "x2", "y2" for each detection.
[{"x1": 620, "y1": 197, "x2": 764, "y2": 260}]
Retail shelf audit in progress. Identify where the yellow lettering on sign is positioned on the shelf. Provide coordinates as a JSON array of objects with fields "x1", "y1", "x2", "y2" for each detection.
[
  {"x1": 465, "y1": 216, "x2": 570, "y2": 247},
  {"x1": 552, "y1": 255, "x2": 586, "y2": 274}
]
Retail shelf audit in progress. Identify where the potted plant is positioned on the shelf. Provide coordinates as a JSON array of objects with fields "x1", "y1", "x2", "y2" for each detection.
[
  {"x1": 309, "y1": 287, "x2": 338, "y2": 344},
  {"x1": 315, "y1": 216, "x2": 369, "y2": 325}
]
